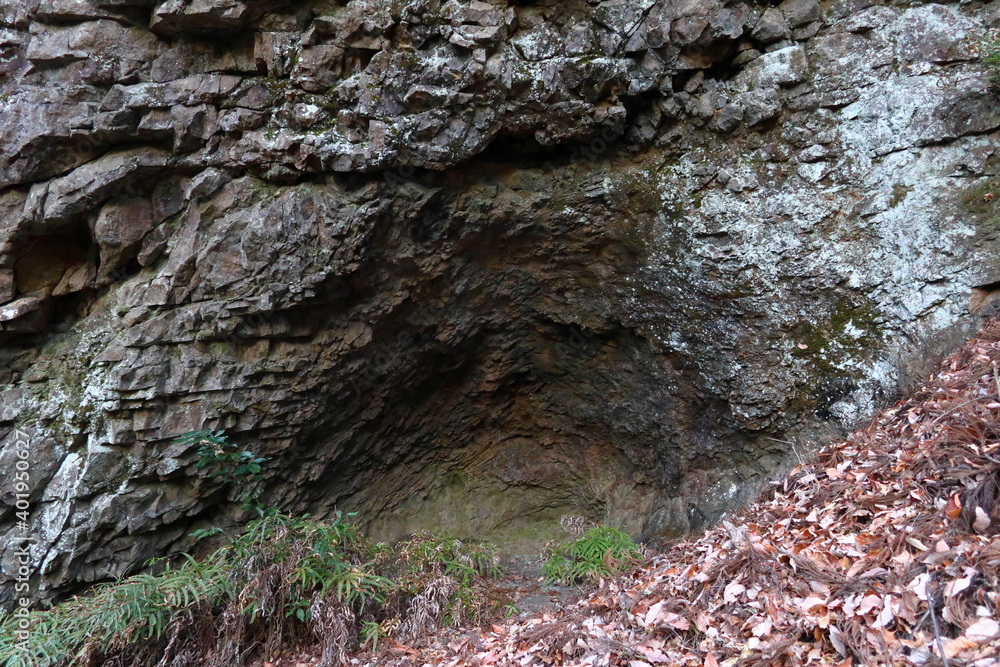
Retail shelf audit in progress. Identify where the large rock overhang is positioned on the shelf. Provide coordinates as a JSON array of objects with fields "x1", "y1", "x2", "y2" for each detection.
[{"x1": 1, "y1": 0, "x2": 999, "y2": 608}]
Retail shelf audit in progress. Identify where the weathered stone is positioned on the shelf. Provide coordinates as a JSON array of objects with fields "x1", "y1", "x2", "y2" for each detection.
[
  {"x1": 732, "y1": 47, "x2": 761, "y2": 67},
  {"x1": 792, "y1": 21, "x2": 822, "y2": 41},
  {"x1": 843, "y1": 5, "x2": 898, "y2": 34},
  {"x1": 892, "y1": 4, "x2": 979, "y2": 64},
  {"x1": 449, "y1": 24, "x2": 502, "y2": 49},
  {"x1": 150, "y1": 0, "x2": 276, "y2": 35},
  {"x1": 512, "y1": 24, "x2": 561, "y2": 61},
  {"x1": 93, "y1": 198, "x2": 155, "y2": 279},
  {"x1": 294, "y1": 44, "x2": 345, "y2": 92},
  {"x1": 709, "y1": 102, "x2": 744, "y2": 133},
  {"x1": 185, "y1": 167, "x2": 230, "y2": 201},
  {"x1": 0, "y1": 295, "x2": 42, "y2": 321},
  {"x1": 1, "y1": 0, "x2": 998, "y2": 614},
  {"x1": 739, "y1": 87, "x2": 782, "y2": 126},
  {"x1": 671, "y1": 15, "x2": 708, "y2": 45},
  {"x1": 734, "y1": 44, "x2": 808, "y2": 90},
  {"x1": 0, "y1": 271, "x2": 13, "y2": 302},
  {"x1": 779, "y1": 0, "x2": 820, "y2": 27},
  {"x1": 25, "y1": 20, "x2": 157, "y2": 83},
  {"x1": 137, "y1": 108, "x2": 172, "y2": 138},
  {"x1": 752, "y1": 8, "x2": 791, "y2": 44},
  {"x1": 0, "y1": 0, "x2": 38, "y2": 28},
  {"x1": 28, "y1": 149, "x2": 170, "y2": 226},
  {"x1": 171, "y1": 104, "x2": 217, "y2": 152},
  {"x1": 707, "y1": 4, "x2": 750, "y2": 41},
  {"x1": 253, "y1": 31, "x2": 298, "y2": 77},
  {"x1": 35, "y1": 0, "x2": 121, "y2": 21},
  {"x1": 52, "y1": 260, "x2": 94, "y2": 295}
]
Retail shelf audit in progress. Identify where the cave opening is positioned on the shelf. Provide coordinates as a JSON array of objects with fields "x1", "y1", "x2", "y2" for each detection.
[
  {"x1": 228, "y1": 171, "x2": 706, "y2": 556},
  {"x1": 290, "y1": 319, "x2": 678, "y2": 553}
]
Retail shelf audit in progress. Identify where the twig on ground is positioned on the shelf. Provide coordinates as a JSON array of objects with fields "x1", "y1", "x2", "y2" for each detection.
[{"x1": 926, "y1": 577, "x2": 949, "y2": 667}]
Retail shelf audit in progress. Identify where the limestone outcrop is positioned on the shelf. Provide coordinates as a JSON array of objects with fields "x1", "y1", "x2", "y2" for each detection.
[{"x1": 2, "y1": 0, "x2": 999, "y2": 609}]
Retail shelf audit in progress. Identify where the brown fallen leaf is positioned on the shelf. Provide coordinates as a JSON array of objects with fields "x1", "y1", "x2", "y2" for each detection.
[
  {"x1": 942, "y1": 635, "x2": 978, "y2": 658},
  {"x1": 387, "y1": 639, "x2": 421, "y2": 655}
]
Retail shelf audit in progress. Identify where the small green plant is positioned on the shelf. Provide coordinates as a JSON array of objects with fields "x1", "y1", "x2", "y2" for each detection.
[
  {"x1": 393, "y1": 532, "x2": 501, "y2": 586},
  {"x1": 229, "y1": 510, "x2": 393, "y2": 625},
  {"x1": 174, "y1": 429, "x2": 270, "y2": 521},
  {"x1": 385, "y1": 533, "x2": 505, "y2": 629},
  {"x1": 985, "y1": 38, "x2": 1000, "y2": 67},
  {"x1": 541, "y1": 526, "x2": 643, "y2": 586},
  {"x1": 0, "y1": 554, "x2": 229, "y2": 667},
  {"x1": 359, "y1": 618, "x2": 397, "y2": 651}
]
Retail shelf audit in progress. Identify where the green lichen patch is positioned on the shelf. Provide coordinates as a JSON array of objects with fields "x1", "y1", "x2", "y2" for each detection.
[
  {"x1": 788, "y1": 299, "x2": 885, "y2": 416},
  {"x1": 603, "y1": 212, "x2": 656, "y2": 254},
  {"x1": 958, "y1": 176, "x2": 1000, "y2": 240},
  {"x1": 601, "y1": 168, "x2": 680, "y2": 254},
  {"x1": 612, "y1": 170, "x2": 665, "y2": 215},
  {"x1": 960, "y1": 176, "x2": 1000, "y2": 216},
  {"x1": 889, "y1": 183, "x2": 911, "y2": 208},
  {"x1": 364, "y1": 472, "x2": 571, "y2": 554},
  {"x1": 791, "y1": 299, "x2": 883, "y2": 371}
]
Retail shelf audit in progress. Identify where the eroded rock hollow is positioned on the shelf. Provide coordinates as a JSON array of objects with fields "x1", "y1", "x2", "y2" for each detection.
[{"x1": 2, "y1": 0, "x2": 1000, "y2": 608}]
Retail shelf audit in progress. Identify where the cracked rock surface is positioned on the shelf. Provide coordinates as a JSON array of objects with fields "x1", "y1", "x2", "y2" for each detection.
[{"x1": 2, "y1": 0, "x2": 1000, "y2": 608}]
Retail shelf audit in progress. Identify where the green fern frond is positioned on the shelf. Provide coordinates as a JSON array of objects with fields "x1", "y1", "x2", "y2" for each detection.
[{"x1": 541, "y1": 526, "x2": 642, "y2": 585}]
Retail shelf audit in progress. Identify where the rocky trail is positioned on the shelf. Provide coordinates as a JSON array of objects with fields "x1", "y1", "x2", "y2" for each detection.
[
  {"x1": 497, "y1": 555, "x2": 586, "y2": 619},
  {"x1": 249, "y1": 554, "x2": 585, "y2": 667}
]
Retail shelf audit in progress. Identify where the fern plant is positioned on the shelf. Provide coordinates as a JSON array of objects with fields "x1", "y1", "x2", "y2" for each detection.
[
  {"x1": 0, "y1": 514, "x2": 507, "y2": 666},
  {"x1": 386, "y1": 533, "x2": 503, "y2": 627},
  {"x1": 0, "y1": 429, "x2": 510, "y2": 667},
  {"x1": 541, "y1": 526, "x2": 642, "y2": 585},
  {"x1": 392, "y1": 532, "x2": 501, "y2": 587},
  {"x1": 225, "y1": 510, "x2": 394, "y2": 624},
  {"x1": 359, "y1": 618, "x2": 398, "y2": 651},
  {"x1": 0, "y1": 552, "x2": 231, "y2": 667}
]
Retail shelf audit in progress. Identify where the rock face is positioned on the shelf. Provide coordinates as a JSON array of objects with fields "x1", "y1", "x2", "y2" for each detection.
[{"x1": 2, "y1": 0, "x2": 1000, "y2": 608}]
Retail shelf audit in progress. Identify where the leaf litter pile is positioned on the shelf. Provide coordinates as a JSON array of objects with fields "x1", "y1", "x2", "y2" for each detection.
[{"x1": 355, "y1": 318, "x2": 1000, "y2": 667}]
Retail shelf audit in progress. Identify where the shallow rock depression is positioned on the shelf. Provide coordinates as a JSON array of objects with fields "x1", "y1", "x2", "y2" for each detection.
[{"x1": 2, "y1": 0, "x2": 1000, "y2": 608}]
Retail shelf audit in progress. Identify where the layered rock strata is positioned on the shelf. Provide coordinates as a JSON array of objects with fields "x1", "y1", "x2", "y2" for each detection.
[{"x1": 1, "y1": 0, "x2": 1000, "y2": 607}]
